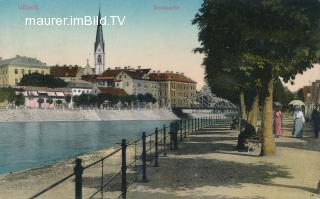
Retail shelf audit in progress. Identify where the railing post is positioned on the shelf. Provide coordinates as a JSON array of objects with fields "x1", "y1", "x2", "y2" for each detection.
[
  {"x1": 184, "y1": 120, "x2": 187, "y2": 138},
  {"x1": 180, "y1": 120, "x2": 183, "y2": 141},
  {"x1": 192, "y1": 118, "x2": 194, "y2": 133},
  {"x1": 142, "y1": 132, "x2": 148, "y2": 182},
  {"x1": 74, "y1": 158, "x2": 83, "y2": 199},
  {"x1": 121, "y1": 139, "x2": 127, "y2": 199},
  {"x1": 155, "y1": 128, "x2": 159, "y2": 167},
  {"x1": 163, "y1": 125, "x2": 167, "y2": 157}
]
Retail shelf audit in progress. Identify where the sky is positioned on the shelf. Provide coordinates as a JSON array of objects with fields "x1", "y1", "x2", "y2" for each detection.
[
  {"x1": 0, "y1": 0, "x2": 319, "y2": 92},
  {"x1": 0, "y1": 0, "x2": 205, "y2": 89}
]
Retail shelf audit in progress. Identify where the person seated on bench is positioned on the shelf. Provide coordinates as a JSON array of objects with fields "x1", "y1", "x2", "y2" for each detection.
[
  {"x1": 237, "y1": 119, "x2": 256, "y2": 152},
  {"x1": 230, "y1": 115, "x2": 239, "y2": 130}
]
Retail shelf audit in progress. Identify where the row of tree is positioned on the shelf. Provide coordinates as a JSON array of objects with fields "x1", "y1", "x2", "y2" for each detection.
[
  {"x1": 73, "y1": 93, "x2": 157, "y2": 107},
  {"x1": 18, "y1": 73, "x2": 68, "y2": 88},
  {"x1": 0, "y1": 87, "x2": 25, "y2": 106},
  {"x1": 193, "y1": 0, "x2": 320, "y2": 155}
]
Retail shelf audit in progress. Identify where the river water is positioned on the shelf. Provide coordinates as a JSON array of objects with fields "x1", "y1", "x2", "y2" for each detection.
[{"x1": 0, "y1": 120, "x2": 174, "y2": 175}]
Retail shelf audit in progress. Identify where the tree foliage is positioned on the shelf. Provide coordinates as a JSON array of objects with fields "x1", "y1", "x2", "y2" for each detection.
[
  {"x1": 73, "y1": 93, "x2": 157, "y2": 108},
  {"x1": 193, "y1": 0, "x2": 320, "y2": 155},
  {"x1": 0, "y1": 87, "x2": 16, "y2": 103},
  {"x1": 19, "y1": 73, "x2": 67, "y2": 88}
]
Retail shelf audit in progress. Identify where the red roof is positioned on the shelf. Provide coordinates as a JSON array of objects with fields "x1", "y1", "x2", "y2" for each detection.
[
  {"x1": 81, "y1": 75, "x2": 98, "y2": 83},
  {"x1": 50, "y1": 66, "x2": 81, "y2": 77},
  {"x1": 100, "y1": 68, "x2": 151, "y2": 80},
  {"x1": 148, "y1": 73, "x2": 196, "y2": 83},
  {"x1": 98, "y1": 87, "x2": 128, "y2": 96}
]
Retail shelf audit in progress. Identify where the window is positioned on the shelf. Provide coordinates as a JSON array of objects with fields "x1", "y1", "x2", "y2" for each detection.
[
  {"x1": 15, "y1": 69, "x2": 18, "y2": 74},
  {"x1": 97, "y1": 55, "x2": 102, "y2": 64},
  {"x1": 22, "y1": 69, "x2": 25, "y2": 75},
  {"x1": 119, "y1": 75, "x2": 122, "y2": 78},
  {"x1": 124, "y1": 75, "x2": 126, "y2": 78},
  {"x1": 138, "y1": 83, "x2": 141, "y2": 87},
  {"x1": 41, "y1": 70, "x2": 44, "y2": 74},
  {"x1": 126, "y1": 82, "x2": 129, "y2": 86},
  {"x1": 15, "y1": 79, "x2": 18, "y2": 84},
  {"x1": 28, "y1": 70, "x2": 31, "y2": 74}
]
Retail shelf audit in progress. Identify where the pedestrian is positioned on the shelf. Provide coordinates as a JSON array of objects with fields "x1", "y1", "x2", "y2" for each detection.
[
  {"x1": 236, "y1": 119, "x2": 256, "y2": 152},
  {"x1": 292, "y1": 106, "x2": 305, "y2": 138},
  {"x1": 311, "y1": 105, "x2": 320, "y2": 138},
  {"x1": 273, "y1": 106, "x2": 282, "y2": 138}
]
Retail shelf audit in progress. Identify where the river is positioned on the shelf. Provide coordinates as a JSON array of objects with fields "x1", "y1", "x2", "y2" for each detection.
[{"x1": 0, "y1": 120, "x2": 175, "y2": 175}]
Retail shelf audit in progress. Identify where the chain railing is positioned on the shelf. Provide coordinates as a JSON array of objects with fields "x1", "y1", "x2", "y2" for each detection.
[{"x1": 28, "y1": 112, "x2": 238, "y2": 199}]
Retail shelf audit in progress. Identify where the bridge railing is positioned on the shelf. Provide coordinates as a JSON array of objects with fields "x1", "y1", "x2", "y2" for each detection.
[{"x1": 28, "y1": 114, "x2": 237, "y2": 199}]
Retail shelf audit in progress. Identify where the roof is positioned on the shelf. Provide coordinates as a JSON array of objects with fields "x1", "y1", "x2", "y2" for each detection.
[
  {"x1": 94, "y1": 9, "x2": 105, "y2": 52},
  {"x1": 0, "y1": 55, "x2": 47, "y2": 67},
  {"x1": 14, "y1": 86, "x2": 71, "y2": 92},
  {"x1": 148, "y1": 73, "x2": 196, "y2": 83},
  {"x1": 50, "y1": 66, "x2": 81, "y2": 77},
  {"x1": 100, "y1": 68, "x2": 151, "y2": 80},
  {"x1": 96, "y1": 76, "x2": 114, "y2": 80},
  {"x1": 81, "y1": 75, "x2": 98, "y2": 83},
  {"x1": 68, "y1": 81, "x2": 94, "y2": 89},
  {"x1": 98, "y1": 87, "x2": 128, "y2": 96}
]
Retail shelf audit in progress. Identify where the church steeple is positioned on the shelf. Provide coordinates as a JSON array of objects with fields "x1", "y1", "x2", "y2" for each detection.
[{"x1": 94, "y1": 6, "x2": 105, "y2": 75}]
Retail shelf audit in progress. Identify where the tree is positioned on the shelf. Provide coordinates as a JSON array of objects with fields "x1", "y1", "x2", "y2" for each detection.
[
  {"x1": 193, "y1": 0, "x2": 320, "y2": 155},
  {"x1": 46, "y1": 98, "x2": 53, "y2": 104},
  {"x1": 37, "y1": 98, "x2": 44, "y2": 108},
  {"x1": 56, "y1": 100, "x2": 63, "y2": 105},
  {"x1": 0, "y1": 87, "x2": 16, "y2": 104},
  {"x1": 65, "y1": 96, "x2": 71, "y2": 104},
  {"x1": 15, "y1": 94, "x2": 25, "y2": 106},
  {"x1": 19, "y1": 73, "x2": 67, "y2": 88},
  {"x1": 296, "y1": 88, "x2": 304, "y2": 101}
]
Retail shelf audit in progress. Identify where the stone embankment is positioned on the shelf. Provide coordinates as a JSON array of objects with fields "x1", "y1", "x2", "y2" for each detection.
[{"x1": 0, "y1": 108, "x2": 178, "y2": 122}]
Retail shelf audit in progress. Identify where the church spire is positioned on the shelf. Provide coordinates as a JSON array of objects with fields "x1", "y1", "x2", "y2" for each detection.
[
  {"x1": 95, "y1": 7, "x2": 104, "y2": 52},
  {"x1": 94, "y1": 6, "x2": 105, "y2": 75}
]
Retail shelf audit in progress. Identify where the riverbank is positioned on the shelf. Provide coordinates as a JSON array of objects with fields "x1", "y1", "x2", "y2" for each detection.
[{"x1": 0, "y1": 108, "x2": 178, "y2": 122}]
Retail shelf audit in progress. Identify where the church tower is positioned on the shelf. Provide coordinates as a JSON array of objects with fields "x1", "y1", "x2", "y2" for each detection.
[{"x1": 94, "y1": 8, "x2": 105, "y2": 75}]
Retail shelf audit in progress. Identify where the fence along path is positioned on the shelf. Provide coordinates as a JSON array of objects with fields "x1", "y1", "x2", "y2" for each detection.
[{"x1": 26, "y1": 114, "x2": 235, "y2": 199}]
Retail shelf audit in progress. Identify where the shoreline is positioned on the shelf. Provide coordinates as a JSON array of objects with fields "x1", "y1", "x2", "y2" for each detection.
[{"x1": 0, "y1": 108, "x2": 179, "y2": 123}]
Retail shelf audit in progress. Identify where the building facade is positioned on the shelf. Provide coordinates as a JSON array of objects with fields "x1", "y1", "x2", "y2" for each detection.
[
  {"x1": 149, "y1": 72, "x2": 197, "y2": 107},
  {"x1": 50, "y1": 61, "x2": 94, "y2": 82},
  {"x1": 0, "y1": 55, "x2": 50, "y2": 86}
]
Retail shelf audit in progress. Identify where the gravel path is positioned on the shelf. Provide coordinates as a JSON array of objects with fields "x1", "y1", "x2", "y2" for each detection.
[{"x1": 128, "y1": 118, "x2": 320, "y2": 199}]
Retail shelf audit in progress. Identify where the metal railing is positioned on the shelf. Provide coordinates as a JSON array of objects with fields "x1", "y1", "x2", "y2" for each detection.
[{"x1": 28, "y1": 114, "x2": 236, "y2": 199}]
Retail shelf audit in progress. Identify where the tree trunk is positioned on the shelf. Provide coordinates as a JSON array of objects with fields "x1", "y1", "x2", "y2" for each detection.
[
  {"x1": 240, "y1": 91, "x2": 247, "y2": 119},
  {"x1": 261, "y1": 77, "x2": 276, "y2": 155},
  {"x1": 247, "y1": 110, "x2": 252, "y2": 121},
  {"x1": 250, "y1": 92, "x2": 259, "y2": 130}
]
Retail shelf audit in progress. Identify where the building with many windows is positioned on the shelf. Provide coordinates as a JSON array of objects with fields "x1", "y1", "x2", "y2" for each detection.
[
  {"x1": 149, "y1": 71, "x2": 197, "y2": 107},
  {"x1": 0, "y1": 55, "x2": 50, "y2": 86}
]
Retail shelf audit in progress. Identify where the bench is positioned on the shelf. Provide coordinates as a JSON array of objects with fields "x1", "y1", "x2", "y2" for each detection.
[{"x1": 246, "y1": 135, "x2": 262, "y2": 152}]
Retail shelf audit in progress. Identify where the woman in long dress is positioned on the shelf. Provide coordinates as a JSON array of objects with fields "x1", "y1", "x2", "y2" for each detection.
[
  {"x1": 292, "y1": 107, "x2": 305, "y2": 138},
  {"x1": 273, "y1": 107, "x2": 282, "y2": 138}
]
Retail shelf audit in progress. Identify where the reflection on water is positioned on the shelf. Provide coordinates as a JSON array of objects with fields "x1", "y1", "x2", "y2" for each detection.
[{"x1": 0, "y1": 120, "x2": 174, "y2": 174}]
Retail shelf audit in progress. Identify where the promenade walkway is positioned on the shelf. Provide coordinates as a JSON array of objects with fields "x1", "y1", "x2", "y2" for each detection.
[{"x1": 128, "y1": 118, "x2": 320, "y2": 199}]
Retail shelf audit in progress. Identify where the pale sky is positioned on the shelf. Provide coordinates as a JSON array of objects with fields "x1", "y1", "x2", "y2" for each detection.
[
  {"x1": 0, "y1": 0, "x2": 205, "y2": 89},
  {"x1": 283, "y1": 64, "x2": 320, "y2": 92},
  {"x1": 1, "y1": 0, "x2": 319, "y2": 92}
]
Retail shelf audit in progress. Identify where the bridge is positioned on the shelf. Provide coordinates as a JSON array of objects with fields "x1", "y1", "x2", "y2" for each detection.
[{"x1": 190, "y1": 86, "x2": 237, "y2": 109}]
